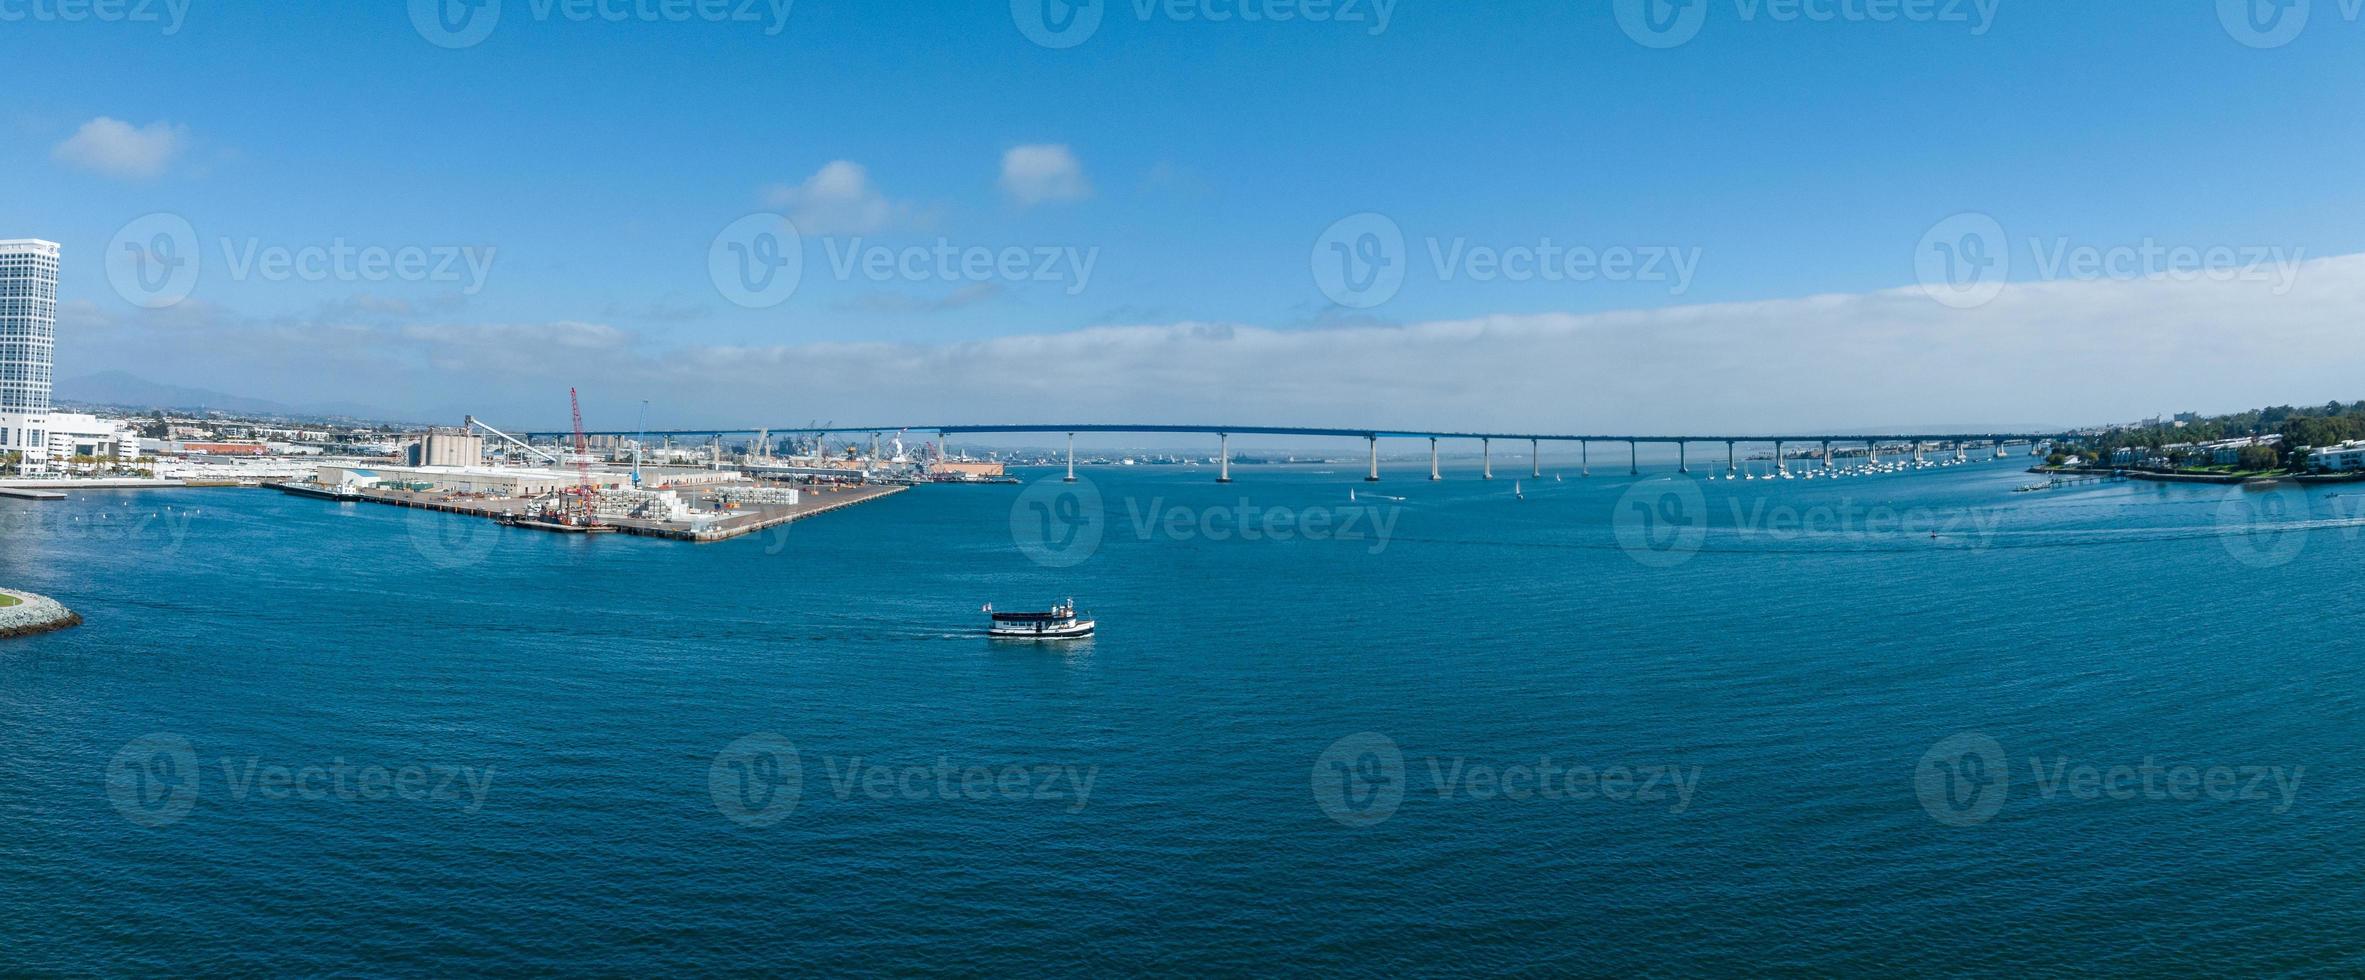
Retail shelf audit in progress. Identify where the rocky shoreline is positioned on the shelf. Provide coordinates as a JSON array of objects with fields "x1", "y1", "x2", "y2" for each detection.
[{"x1": 0, "y1": 590, "x2": 82, "y2": 639}]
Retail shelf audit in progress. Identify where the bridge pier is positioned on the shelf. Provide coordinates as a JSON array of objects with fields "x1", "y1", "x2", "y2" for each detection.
[
  {"x1": 1726, "y1": 440, "x2": 1736, "y2": 473},
  {"x1": 1366, "y1": 436, "x2": 1381, "y2": 482},
  {"x1": 1531, "y1": 438, "x2": 1540, "y2": 479},
  {"x1": 1482, "y1": 438, "x2": 1493, "y2": 480},
  {"x1": 1629, "y1": 440, "x2": 1639, "y2": 476},
  {"x1": 1217, "y1": 433, "x2": 1231, "y2": 483},
  {"x1": 1678, "y1": 441, "x2": 1688, "y2": 474},
  {"x1": 1065, "y1": 433, "x2": 1077, "y2": 483},
  {"x1": 1429, "y1": 438, "x2": 1440, "y2": 481},
  {"x1": 1581, "y1": 440, "x2": 1589, "y2": 477}
]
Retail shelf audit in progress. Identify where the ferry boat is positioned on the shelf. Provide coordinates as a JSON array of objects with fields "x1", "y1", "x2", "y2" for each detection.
[{"x1": 984, "y1": 599, "x2": 1095, "y2": 640}]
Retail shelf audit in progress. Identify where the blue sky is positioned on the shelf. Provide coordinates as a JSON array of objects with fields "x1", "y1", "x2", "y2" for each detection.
[{"x1": 5, "y1": 1, "x2": 2364, "y2": 431}]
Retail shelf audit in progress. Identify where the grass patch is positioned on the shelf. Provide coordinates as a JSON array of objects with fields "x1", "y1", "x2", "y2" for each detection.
[{"x1": 0, "y1": 594, "x2": 20, "y2": 608}]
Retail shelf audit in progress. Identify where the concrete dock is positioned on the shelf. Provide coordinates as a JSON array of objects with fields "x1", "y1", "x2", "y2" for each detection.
[{"x1": 293, "y1": 481, "x2": 910, "y2": 544}]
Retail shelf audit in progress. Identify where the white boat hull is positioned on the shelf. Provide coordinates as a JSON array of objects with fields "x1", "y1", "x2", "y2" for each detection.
[{"x1": 988, "y1": 619, "x2": 1096, "y2": 640}]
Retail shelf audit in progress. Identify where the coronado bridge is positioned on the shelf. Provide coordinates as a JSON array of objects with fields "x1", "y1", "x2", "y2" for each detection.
[{"x1": 522, "y1": 423, "x2": 2068, "y2": 483}]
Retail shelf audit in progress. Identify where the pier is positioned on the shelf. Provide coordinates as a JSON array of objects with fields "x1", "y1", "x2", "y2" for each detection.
[{"x1": 283, "y1": 482, "x2": 908, "y2": 544}]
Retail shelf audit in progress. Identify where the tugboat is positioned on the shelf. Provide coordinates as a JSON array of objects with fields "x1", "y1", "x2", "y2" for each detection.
[{"x1": 983, "y1": 599, "x2": 1095, "y2": 640}]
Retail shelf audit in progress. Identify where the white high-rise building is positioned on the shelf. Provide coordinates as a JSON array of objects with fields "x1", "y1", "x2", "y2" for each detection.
[{"x1": 0, "y1": 239, "x2": 59, "y2": 471}]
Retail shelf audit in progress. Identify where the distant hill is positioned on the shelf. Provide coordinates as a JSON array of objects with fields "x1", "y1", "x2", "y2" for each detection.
[{"x1": 53, "y1": 371, "x2": 408, "y2": 424}]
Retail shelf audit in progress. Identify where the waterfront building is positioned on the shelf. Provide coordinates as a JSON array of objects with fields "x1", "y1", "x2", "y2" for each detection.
[
  {"x1": 2309, "y1": 441, "x2": 2365, "y2": 473},
  {"x1": 0, "y1": 239, "x2": 60, "y2": 471},
  {"x1": 39, "y1": 413, "x2": 140, "y2": 464}
]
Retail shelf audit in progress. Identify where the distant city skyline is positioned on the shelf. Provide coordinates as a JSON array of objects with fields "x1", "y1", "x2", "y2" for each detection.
[{"x1": 7, "y1": 4, "x2": 2364, "y2": 429}]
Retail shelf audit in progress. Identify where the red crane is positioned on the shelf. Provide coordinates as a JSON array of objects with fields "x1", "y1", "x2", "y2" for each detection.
[{"x1": 569, "y1": 387, "x2": 594, "y2": 500}]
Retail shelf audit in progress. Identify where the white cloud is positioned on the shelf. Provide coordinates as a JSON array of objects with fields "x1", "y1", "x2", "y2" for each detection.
[
  {"x1": 999, "y1": 144, "x2": 1091, "y2": 206},
  {"x1": 62, "y1": 255, "x2": 2365, "y2": 434},
  {"x1": 52, "y1": 117, "x2": 188, "y2": 180},
  {"x1": 762, "y1": 160, "x2": 903, "y2": 235}
]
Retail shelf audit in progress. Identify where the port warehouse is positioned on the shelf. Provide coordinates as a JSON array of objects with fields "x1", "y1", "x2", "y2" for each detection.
[{"x1": 313, "y1": 463, "x2": 744, "y2": 497}]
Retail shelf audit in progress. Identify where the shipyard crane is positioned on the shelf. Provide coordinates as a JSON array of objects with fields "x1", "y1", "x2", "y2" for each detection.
[{"x1": 569, "y1": 387, "x2": 593, "y2": 497}]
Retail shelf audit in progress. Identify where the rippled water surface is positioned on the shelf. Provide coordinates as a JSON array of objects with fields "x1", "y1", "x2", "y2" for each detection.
[{"x1": 2, "y1": 460, "x2": 2361, "y2": 974}]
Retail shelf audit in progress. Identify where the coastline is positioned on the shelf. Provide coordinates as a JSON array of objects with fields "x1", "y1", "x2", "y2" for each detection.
[{"x1": 0, "y1": 589, "x2": 82, "y2": 639}]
